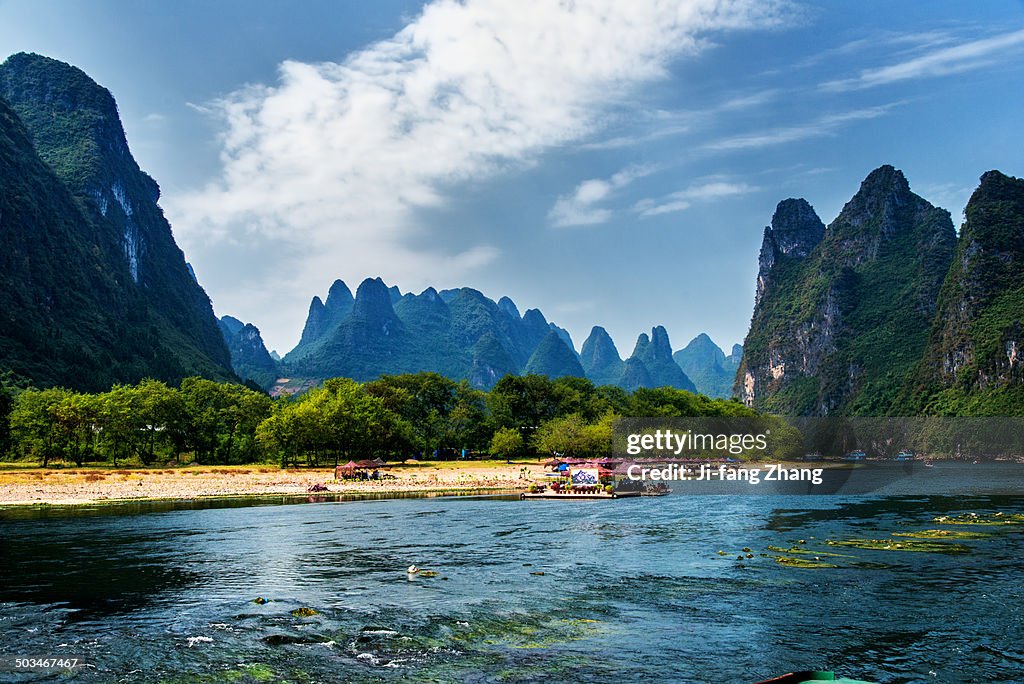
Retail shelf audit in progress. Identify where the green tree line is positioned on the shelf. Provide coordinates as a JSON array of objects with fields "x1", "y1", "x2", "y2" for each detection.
[{"x1": 0, "y1": 372, "x2": 755, "y2": 467}]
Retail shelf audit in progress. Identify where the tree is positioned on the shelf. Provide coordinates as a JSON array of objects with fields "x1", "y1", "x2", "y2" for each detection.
[
  {"x1": 365, "y1": 372, "x2": 457, "y2": 457},
  {"x1": 533, "y1": 412, "x2": 616, "y2": 459},
  {"x1": 488, "y1": 374, "x2": 559, "y2": 443},
  {"x1": 52, "y1": 392, "x2": 100, "y2": 466},
  {"x1": 533, "y1": 413, "x2": 587, "y2": 458},
  {"x1": 489, "y1": 426, "x2": 524, "y2": 463},
  {"x1": 10, "y1": 387, "x2": 71, "y2": 466},
  {"x1": 445, "y1": 382, "x2": 490, "y2": 454},
  {"x1": 0, "y1": 373, "x2": 21, "y2": 458},
  {"x1": 178, "y1": 377, "x2": 271, "y2": 464}
]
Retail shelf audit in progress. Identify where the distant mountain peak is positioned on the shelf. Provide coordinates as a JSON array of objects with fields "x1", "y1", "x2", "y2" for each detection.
[
  {"x1": 628, "y1": 327, "x2": 696, "y2": 392},
  {"x1": 524, "y1": 330, "x2": 585, "y2": 379},
  {"x1": 580, "y1": 326, "x2": 624, "y2": 386},
  {"x1": 523, "y1": 308, "x2": 548, "y2": 326},
  {"x1": 326, "y1": 279, "x2": 353, "y2": 305},
  {"x1": 674, "y1": 333, "x2": 738, "y2": 399},
  {"x1": 353, "y1": 277, "x2": 399, "y2": 323},
  {"x1": 498, "y1": 296, "x2": 521, "y2": 319}
]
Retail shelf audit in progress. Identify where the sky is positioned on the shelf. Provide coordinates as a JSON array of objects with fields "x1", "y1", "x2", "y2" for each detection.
[{"x1": 2, "y1": 0, "x2": 1024, "y2": 358}]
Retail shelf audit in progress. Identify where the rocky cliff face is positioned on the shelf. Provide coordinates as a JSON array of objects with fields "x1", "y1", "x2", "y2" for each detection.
[
  {"x1": 0, "y1": 53, "x2": 233, "y2": 389},
  {"x1": 738, "y1": 165, "x2": 956, "y2": 415},
  {"x1": 906, "y1": 171, "x2": 1024, "y2": 414},
  {"x1": 755, "y1": 198, "x2": 825, "y2": 305}
]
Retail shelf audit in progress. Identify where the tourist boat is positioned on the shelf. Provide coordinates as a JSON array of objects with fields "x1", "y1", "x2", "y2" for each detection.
[
  {"x1": 519, "y1": 489, "x2": 640, "y2": 500},
  {"x1": 894, "y1": 449, "x2": 916, "y2": 461},
  {"x1": 842, "y1": 449, "x2": 867, "y2": 461}
]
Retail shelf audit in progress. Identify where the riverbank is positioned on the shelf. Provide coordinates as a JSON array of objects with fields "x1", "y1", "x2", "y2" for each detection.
[{"x1": 0, "y1": 461, "x2": 545, "y2": 507}]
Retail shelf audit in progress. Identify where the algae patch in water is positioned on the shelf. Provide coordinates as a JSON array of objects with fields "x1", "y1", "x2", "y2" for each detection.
[
  {"x1": 826, "y1": 538, "x2": 970, "y2": 554},
  {"x1": 290, "y1": 607, "x2": 320, "y2": 617},
  {"x1": 893, "y1": 529, "x2": 991, "y2": 540},
  {"x1": 774, "y1": 556, "x2": 839, "y2": 569},
  {"x1": 933, "y1": 512, "x2": 1024, "y2": 526},
  {"x1": 766, "y1": 545, "x2": 851, "y2": 558}
]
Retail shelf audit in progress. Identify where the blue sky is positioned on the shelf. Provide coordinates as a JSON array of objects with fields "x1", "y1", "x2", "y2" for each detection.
[{"x1": 2, "y1": 0, "x2": 1023, "y2": 357}]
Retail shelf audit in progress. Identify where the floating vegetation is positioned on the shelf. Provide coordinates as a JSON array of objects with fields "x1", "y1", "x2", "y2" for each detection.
[
  {"x1": 933, "y1": 512, "x2": 1024, "y2": 526},
  {"x1": 290, "y1": 607, "x2": 320, "y2": 617},
  {"x1": 251, "y1": 597, "x2": 269, "y2": 605},
  {"x1": 826, "y1": 538, "x2": 970, "y2": 554},
  {"x1": 774, "y1": 556, "x2": 838, "y2": 569},
  {"x1": 416, "y1": 570, "x2": 440, "y2": 578},
  {"x1": 766, "y1": 545, "x2": 851, "y2": 558},
  {"x1": 893, "y1": 529, "x2": 991, "y2": 539}
]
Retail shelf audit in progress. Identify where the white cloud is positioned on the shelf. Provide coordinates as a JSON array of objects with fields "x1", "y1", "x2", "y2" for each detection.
[
  {"x1": 165, "y1": 0, "x2": 793, "y2": 351},
  {"x1": 579, "y1": 87, "x2": 779, "y2": 151},
  {"x1": 634, "y1": 179, "x2": 756, "y2": 217},
  {"x1": 821, "y1": 28, "x2": 1024, "y2": 91},
  {"x1": 703, "y1": 103, "x2": 899, "y2": 151},
  {"x1": 548, "y1": 165, "x2": 653, "y2": 227}
]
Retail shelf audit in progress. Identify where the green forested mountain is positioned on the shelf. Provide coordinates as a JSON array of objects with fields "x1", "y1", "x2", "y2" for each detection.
[
  {"x1": 0, "y1": 53, "x2": 233, "y2": 390},
  {"x1": 283, "y1": 277, "x2": 569, "y2": 389},
  {"x1": 0, "y1": 54, "x2": 233, "y2": 390},
  {"x1": 524, "y1": 330, "x2": 585, "y2": 378},
  {"x1": 218, "y1": 316, "x2": 280, "y2": 390},
  {"x1": 580, "y1": 326, "x2": 625, "y2": 386},
  {"x1": 281, "y1": 276, "x2": 701, "y2": 393},
  {"x1": 295, "y1": 279, "x2": 354, "y2": 349},
  {"x1": 737, "y1": 166, "x2": 956, "y2": 415},
  {"x1": 673, "y1": 334, "x2": 742, "y2": 399},
  {"x1": 739, "y1": 166, "x2": 1024, "y2": 417},
  {"x1": 905, "y1": 171, "x2": 1024, "y2": 415},
  {"x1": 578, "y1": 325, "x2": 697, "y2": 392},
  {"x1": 629, "y1": 326, "x2": 697, "y2": 392}
]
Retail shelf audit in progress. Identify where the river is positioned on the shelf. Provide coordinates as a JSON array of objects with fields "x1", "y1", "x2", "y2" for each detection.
[{"x1": 1, "y1": 462, "x2": 1023, "y2": 682}]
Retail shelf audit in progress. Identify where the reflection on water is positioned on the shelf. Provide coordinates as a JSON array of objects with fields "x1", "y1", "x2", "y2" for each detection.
[{"x1": 1, "y1": 466, "x2": 1024, "y2": 682}]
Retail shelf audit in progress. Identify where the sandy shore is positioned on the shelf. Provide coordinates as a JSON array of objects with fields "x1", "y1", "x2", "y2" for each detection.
[{"x1": 0, "y1": 462, "x2": 547, "y2": 507}]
